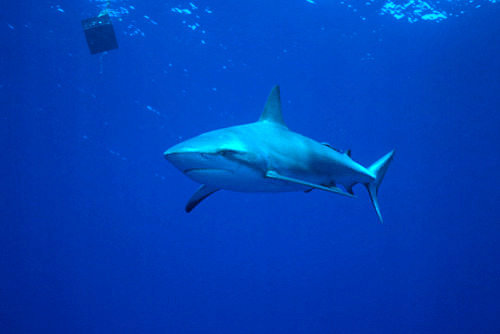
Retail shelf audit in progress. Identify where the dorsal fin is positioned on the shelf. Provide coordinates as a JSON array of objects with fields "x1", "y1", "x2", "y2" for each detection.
[
  {"x1": 345, "y1": 149, "x2": 352, "y2": 157},
  {"x1": 259, "y1": 85, "x2": 287, "y2": 128}
]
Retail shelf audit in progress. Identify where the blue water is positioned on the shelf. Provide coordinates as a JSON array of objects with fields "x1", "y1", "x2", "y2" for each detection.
[{"x1": 2, "y1": 1, "x2": 500, "y2": 333}]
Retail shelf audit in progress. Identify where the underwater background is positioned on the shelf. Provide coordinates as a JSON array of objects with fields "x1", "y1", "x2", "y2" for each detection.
[{"x1": 1, "y1": 0, "x2": 500, "y2": 333}]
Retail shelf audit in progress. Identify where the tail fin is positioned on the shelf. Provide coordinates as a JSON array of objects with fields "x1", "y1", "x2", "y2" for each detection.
[{"x1": 365, "y1": 150, "x2": 395, "y2": 223}]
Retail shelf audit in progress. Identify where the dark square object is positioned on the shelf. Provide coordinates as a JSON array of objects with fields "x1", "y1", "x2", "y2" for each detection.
[{"x1": 82, "y1": 14, "x2": 119, "y2": 54}]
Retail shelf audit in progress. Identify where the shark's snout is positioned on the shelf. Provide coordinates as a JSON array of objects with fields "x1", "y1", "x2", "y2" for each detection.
[
  {"x1": 163, "y1": 150, "x2": 180, "y2": 162},
  {"x1": 164, "y1": 143, "x2": 203, "y2": 163},
  {"x1": 163, "y1": 143, "x2": 190, "y2": 159},
  {"x1": 164, "y1": 146, "x2": 200, "y2": 169},
  {"x1": 164, "y1": 143, "x2": 229, "y2": 172}
]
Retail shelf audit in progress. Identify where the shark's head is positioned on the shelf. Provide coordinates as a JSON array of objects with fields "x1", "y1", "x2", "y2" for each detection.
[
  {"x1": 164, "y1": 127, "x2": 264, "y2": 188},
  {"x1": 164, "y1": 85, "x2": 287, "y2": 191}
]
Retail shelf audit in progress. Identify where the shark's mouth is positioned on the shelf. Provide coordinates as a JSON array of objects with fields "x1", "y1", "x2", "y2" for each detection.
[
  {"x1": 183, "y1": 167, "x2": 236, "y2": 184},
  {"x1": 183, "y1": 168, "x2": 235, "y2": 174}
]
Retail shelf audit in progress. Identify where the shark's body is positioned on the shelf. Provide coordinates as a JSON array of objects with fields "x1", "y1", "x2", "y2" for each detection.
[{"x1": 164, "y1": 86, "x2": 394, "y2": 222}]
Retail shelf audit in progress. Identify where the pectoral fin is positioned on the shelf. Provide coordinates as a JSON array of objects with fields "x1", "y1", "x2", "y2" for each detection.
[
  {"x1": 265, "y1": 171, "x2": 355, "y2": 198},
  {"x1": 186, "y1": 184, "x2": 220, "y2": 213}
]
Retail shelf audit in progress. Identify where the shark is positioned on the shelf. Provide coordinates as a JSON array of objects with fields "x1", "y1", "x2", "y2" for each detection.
[{"x1": 164, "y1": 85, "x2": 394, "y2": 222}]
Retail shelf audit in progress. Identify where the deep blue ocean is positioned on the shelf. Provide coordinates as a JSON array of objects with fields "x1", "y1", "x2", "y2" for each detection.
[{"x1": 2, "y1": 0, "x2": 500, "y2": 333}]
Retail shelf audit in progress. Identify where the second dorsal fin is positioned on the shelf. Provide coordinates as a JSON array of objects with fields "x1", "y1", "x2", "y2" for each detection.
[{"x1": 259, "y1": 85, "x2": 287, "y2": 128}]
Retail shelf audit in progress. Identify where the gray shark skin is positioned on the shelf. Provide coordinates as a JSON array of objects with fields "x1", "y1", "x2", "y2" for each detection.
[{"x1": 164, "y1": 85, "x2": 394, "y2": 222}]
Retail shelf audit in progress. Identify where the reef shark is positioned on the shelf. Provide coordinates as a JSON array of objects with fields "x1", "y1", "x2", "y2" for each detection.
[{"x1": 164, "y1": 86, "x2": 394, "y2": 222}]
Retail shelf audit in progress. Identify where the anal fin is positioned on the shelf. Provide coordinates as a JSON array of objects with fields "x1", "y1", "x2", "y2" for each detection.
[
  {"x1": 186, "y1": 184, "x2": 219, "y2": 213},
  {"x1": 346, "y1": 183, "x2": 355, "y2": 195}
]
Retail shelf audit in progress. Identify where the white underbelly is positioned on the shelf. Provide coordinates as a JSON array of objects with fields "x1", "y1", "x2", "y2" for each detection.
[{"x1": 184, "y1": 168, "x2": 307, "y2": 192}]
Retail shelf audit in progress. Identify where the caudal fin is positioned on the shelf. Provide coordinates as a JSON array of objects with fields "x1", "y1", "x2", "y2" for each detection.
[{"x1": 365, "y1": 150, "x2": 395, "y2": 223}]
